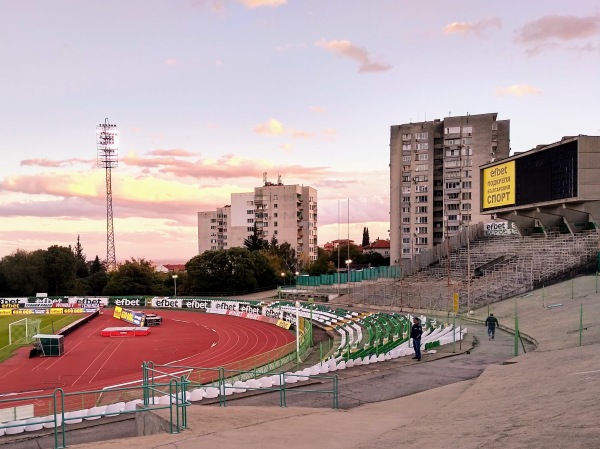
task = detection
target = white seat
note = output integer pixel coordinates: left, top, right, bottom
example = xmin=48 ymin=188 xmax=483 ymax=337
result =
xmin=64 ymin=410 xmax=86 ymax=424
xmin=257 ymin=377 xmax=272 ymax=388
xmin=309 ymin=365 xmax=321 ymax=375
xmin=246 ymin=379 xmax=261 ymax=389
xmin=377 ymin=354 xmax=386 ymax=362
xmin=189 ymin=388 xmax=205 ymax=402
xmin=157 ymin=395 xmax=171 ymax=405
xmin=362 ymin=357 xmax=370 ymax=365
xmin=171 ymin=392 xmax=190 ymax=404
xmin=346 ymin=359 xmax=355 ymax=368
xmin=204 ymin=387 xmax=220 ymax=399
xmin=85 ymin=405 xmax=107 ymax=420
xmin=271 ymin=375 xmax=284 ymax=386
xmin=4 ymin=420 xmax=25 ymax=435
xmin=0 ymin=426 xmax=4 ymax=436
xmin=123 ymin=399 xmax=143 ymax=412
xmin=336 ymin=361 xmax=346 ymax=370
xmin=220 ymin=383 xmax=234 ymax=396
xmin=42 ymin=414 xmax=62 ymax=429
xmin=105 ymin=402 xmax=125 ymax=417
xmin=354 ymin=358 xmax=363 ymax=366
xmin=284 ymin=374 xmax=298 ymax=384
xmin=370 ymin=354 xmax=379 ymax=363
xmin=24 ymin=417 xmax=44 ymax=432
xmin=233 ymin=381 xmax=247 ymax=393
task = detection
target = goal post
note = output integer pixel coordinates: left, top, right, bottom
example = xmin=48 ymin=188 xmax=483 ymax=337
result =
xmin=9 ymin=318 xmax=42 ymax=346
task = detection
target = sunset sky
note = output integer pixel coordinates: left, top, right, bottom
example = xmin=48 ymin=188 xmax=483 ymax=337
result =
xmin=1 ymin=0 xmax=599 ymax=265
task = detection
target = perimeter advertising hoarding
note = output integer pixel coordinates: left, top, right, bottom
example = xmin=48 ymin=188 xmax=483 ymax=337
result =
xmin=482 ymin=160 xmax=515 ymax=210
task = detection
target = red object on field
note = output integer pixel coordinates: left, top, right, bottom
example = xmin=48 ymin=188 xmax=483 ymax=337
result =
xmin=100 ymin=326 xmax=151 ymax=337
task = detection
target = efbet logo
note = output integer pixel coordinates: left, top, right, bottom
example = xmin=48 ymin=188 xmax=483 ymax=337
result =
xmin=155 ymin=299 xmax=180 ymax=308
xmin=114 ymin=298 xmax=142 ymax=307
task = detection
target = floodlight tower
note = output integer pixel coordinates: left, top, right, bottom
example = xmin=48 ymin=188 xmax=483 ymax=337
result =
xmin=96 ymin=118 xmax=119 ymax=271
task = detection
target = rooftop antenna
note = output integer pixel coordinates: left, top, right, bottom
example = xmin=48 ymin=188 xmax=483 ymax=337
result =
xmin=96 ymin=118 xmax=119 ymax=271
xmin=278 ymin=174 xmax=282 ymax=185
xmin=263 ymin=172 xmax=267 ymax=186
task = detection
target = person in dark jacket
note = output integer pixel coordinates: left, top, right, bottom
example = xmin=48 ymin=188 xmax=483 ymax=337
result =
xmin=411 ymin=317 xmax=423 ymax=361
xmin=485 ymin=313 xmax=499 ymax=340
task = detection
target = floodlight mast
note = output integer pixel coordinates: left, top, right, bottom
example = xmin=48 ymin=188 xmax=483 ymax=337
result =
xmin=96 ymin=118 xmax=119 ymax=271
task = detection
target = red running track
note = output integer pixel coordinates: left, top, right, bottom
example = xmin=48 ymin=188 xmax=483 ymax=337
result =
xmin=0 ymin=310 xmax=295 ymax=396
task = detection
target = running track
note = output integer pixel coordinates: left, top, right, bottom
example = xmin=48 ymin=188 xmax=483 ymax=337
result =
xmin=0 ymin=310 xmax=295 ymax=396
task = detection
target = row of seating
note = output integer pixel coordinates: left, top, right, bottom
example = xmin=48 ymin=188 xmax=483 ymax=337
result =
xmin=0 ymin=399 xmax=143 ymax=436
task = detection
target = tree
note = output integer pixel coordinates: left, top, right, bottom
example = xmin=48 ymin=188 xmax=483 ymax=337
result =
xmin=186 ymin=248 xmax=277 ymax=294
xmin=44 ymin=245 xmax=78 ymax=296
xmin=243 ymin=224 xmax=268 ymax=251
xmin=71 ymin=235 xmax=89 ymax=278
xmin=305 ymin=247 xmax=335 ymax=276
xmin=0 ymin=249 xmax=47 ymax=296
xmin=362 ymin=227 xmax=370 ymax=247
xmin=102 ymin=258 xmax=159 ymax=295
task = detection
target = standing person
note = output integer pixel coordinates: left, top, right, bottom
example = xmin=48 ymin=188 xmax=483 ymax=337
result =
xmin=411 ymin=317 xmax=423 ymax=361
xmin=485 ymin=313 xmax=499 ymax=340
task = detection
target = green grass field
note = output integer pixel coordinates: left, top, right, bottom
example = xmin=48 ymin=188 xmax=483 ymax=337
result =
xmin=0 ymin=314 xmax=84 ymax=363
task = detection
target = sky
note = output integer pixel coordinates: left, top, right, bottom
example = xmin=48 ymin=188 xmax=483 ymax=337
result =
xmin=1 ymin=0 xmax=599 ymax=265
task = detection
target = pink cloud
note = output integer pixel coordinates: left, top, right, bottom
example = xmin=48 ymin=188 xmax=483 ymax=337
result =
xmin=237 ymin=0 xmax=286 ymax=8
xmin=495 ymin=83 xmax=542 ymax=97
xmin=443 ymin=17 xmax=501 ymax=37
xmin=310 ymin=106 xmax=327 ymax=113
xmin=20 ymin=158 xmax=94 ymax=168
xmin=165 ymin=58 xmax=181 ymax=66
xmin=516 ymin=14 xmax=600 ymax=55
xmin=146 ymin=149 xmax=199 ymax=157
xmin=254 ymin=119 xmax=285 ymax=135
xmin=316 ymin=39 xmax=392 ymax=73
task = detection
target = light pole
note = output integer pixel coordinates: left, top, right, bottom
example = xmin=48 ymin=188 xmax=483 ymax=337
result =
xmin=281 ymin=272 xmax=285 ymax=288
xmin=345 ymin=259 xmax=352 ymax=295
xmin=172 ymin=274 xmax=178 ymax=297
xmin=295 ymin=271 xmax=299 ymax=288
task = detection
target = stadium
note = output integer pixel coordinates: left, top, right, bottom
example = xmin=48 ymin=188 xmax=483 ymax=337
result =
xmin=1 ymin=137 xmax=600 ymax=448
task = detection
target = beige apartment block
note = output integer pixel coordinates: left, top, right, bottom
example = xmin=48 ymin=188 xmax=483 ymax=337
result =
xmin=390 ymin=113 xmax=510 ymax=266
xmin=197 ymin=179 xmax=318 ymax=262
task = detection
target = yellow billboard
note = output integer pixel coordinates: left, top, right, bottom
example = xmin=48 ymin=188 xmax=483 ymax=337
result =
xmin=482 ymin=160 xmax=516 ymax=209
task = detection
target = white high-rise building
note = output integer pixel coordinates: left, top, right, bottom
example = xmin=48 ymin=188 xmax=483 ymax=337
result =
xmin=197 ymin=177 xmax=318 ymax=262
xmin=389 ymin=113 xmax=510 ymax=266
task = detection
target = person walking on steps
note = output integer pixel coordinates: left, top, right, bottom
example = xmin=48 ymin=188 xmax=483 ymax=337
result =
xmin=411 ymin=317 xmax=423 ymax=361
xmin=485 ymin=313 xmax=499 ymax=340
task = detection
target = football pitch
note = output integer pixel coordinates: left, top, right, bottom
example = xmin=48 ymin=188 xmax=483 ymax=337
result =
xmin=0 ymin=314 xmax=84 ymax=362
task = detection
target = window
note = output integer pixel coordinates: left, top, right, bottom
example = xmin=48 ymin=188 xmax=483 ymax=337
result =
xmin=416 ymin=206 xmax=428 ymax=213
xmin=402 ymin=187 xmax=411 ymax=194
xmin=403 ymin=248 xmax=411 ymax=254
xmin=462 ymin=170 xmax=472 ymax=178
xmin=434 ymin=190 xmax=443 ymax=197
xmin=403 ymin=155 xmax=411 ymax=162
xmin=402 ymin=175 xmax=410 ymax=182
xmin=415 ymin=185 xmax=428 ymax=192
xmin=416 ymin=237 xmax=428 ymax=245
xmin=403 ymin=165 xmax=411 ymax=172
xmin=445 ymin=181 xmax=460 ymax=189
xmin=247 ymin=201 xmax=254 ymax=206
xmin=415 ymin=132 xmax=428 ymax=140
xmin=402 ymin=217 xmax=411 ymax=223
xmin=447 ymin=193 xmax=459 ymax=199
xmin=492 ymin=122 xmax=498 ymax=131
xmin=448 ymin=226 xmax=460 ymax=231
xmin=402 ymin=144 xmax=411 ymax=151
xmin=416 ymin=143 xmax=429 ymax=150
xmin=402 ymin=237 xmax=410 ymax=244
xmin=445 ymin=149 xmax=459 ymax=157
xmin=444 ymin=139 xmax=460 ymax=145
xmin=444 ymin=126 xmax=460 ymax=134
xmin=447 ymin=204 xmax=459 ymax=210
xmin=462 ymin=137 xmax=472 ymax=145
xmin=462 ymin=181 xmax=472 ymax=189
xmin=415 ymin=153 xmax=429 ymax=161
xmin=462 ymin=159 xmax=472 ymax=167
xmin=402 ymin=133 xmax=411 ymax=141
xmin=247 ymin=218 xmax=254 ymax=223
xmin=416 ymin=226 xmax=428 ymax=234
xmin=414 ymin=175 xmax=428 ymax=182
xmin=445 ymin=160 xmax=460 ymax=168
xmin=402 ymin=196 xmax=410 ymax=203
xmin=446 ymin=170 xmax=461 ymax=179
xmin=273 ymin=195 xmax=278 ymax=200
xmin=416 ymin=216 xmax=428 ymax=223
xmin=247 ymin=209 xmax=254 ymax=214
xmin=274 ymin=212 xmax=278 ymax=217
xmin=274 ymin=221 xmax=278 ymax=226
xmin=415 ymin=164 xmax=428 ymax=172
xmin=274 ymin=203 xmax=278 ymax=208
xmin=403 ymin=227 xmax=410 ymax=233
xmin=247 ymin=227 xmax=253 ymax=232
xmin=461 ymin=203 xmax=471 ymax=210
xmin=462 ymin=214 xmax=472 ymax=222
xmin=416 ymin=195 xmax=428 ymax=203
xmin=461 ymin=147 xmax=473 ymax=156
xmin=434 ymin=201 xmax=443 ymax=208
xmin=402 ymin=206 xmax=410 ymax=213
xmin=462 ymin=126 xmax=473 ymax=135
xmin=462 ymin=192 xmax=472 ymax=200
xmin=447 ymin=214 xmax=458 ymax=221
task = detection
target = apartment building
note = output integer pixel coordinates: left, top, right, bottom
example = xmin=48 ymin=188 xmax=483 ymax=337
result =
xmin=390 ymin=113 xmax=510 ymax=265
xmin=197 ymin=177 xmax=318 ymax=262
